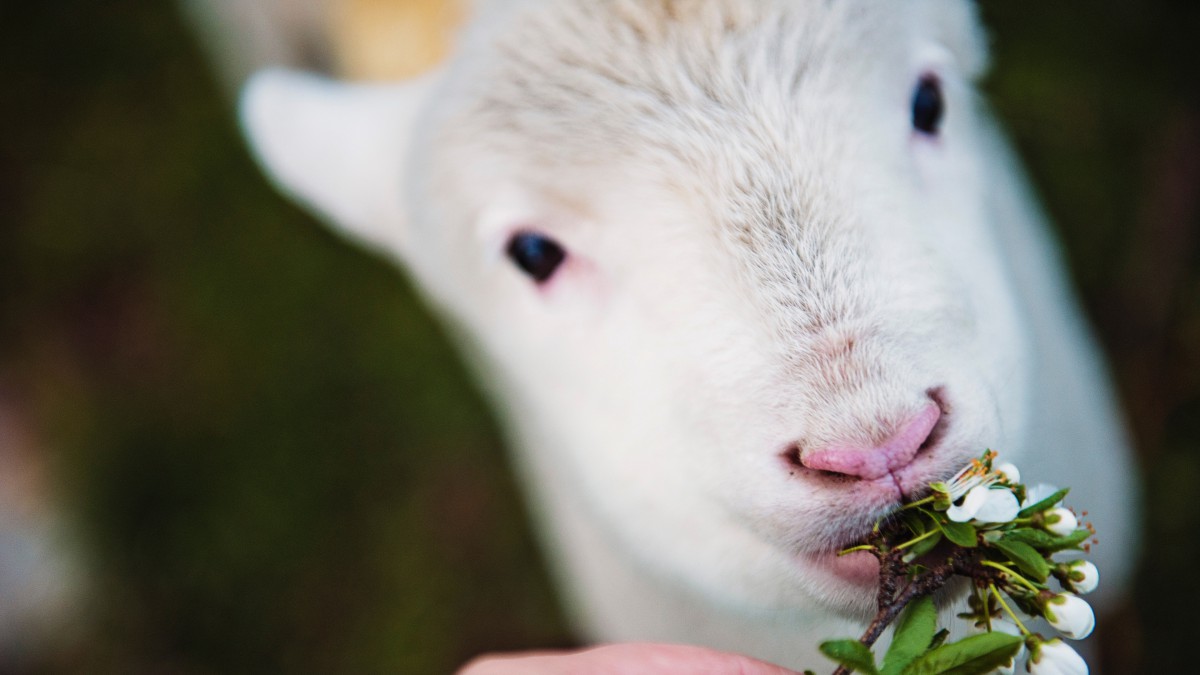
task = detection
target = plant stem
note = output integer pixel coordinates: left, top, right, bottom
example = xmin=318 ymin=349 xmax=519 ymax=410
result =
xmin=981 ymin=560 xmax=1041 ymax=594
xmin=894 ymin=528 xmax=939 ymax=551
xmin=899 ymin=495 xmax=937 ymax=510
xmin=989 ymin=583 xmax=1031 ymax=635
xmin=829 ymin=554 xmax=962 ymax=675
xmin=865 ymin=563 xmax=957 ymax=646
xmin=838 ymin=544 xmax=876 ymax=556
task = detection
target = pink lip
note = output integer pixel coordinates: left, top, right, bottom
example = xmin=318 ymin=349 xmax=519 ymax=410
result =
xmin=813 ymin=549 xmax=881 ymax=587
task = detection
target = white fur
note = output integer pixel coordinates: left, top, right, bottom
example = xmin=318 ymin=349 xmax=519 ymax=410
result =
xmin=241 ymin=0 xmax=1139 ymax=667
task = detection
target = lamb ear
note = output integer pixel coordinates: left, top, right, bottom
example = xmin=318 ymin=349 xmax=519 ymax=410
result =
xmin=239 ymin=68 xmax=441 ymax=258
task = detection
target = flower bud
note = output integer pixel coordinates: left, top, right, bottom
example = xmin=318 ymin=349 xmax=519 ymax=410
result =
xmin=994 ymin=462 xmax=1020 ymax=484
xmin=1029 ymin=638 xmax=1088 ymax=675
xmin=1044 ymin=593 xmax=1095 ymax=640
xmin=1064 ymin=560 xmax=1099 ymax=595
xmin=1043 ymin=507 xmax=1078 ymax=536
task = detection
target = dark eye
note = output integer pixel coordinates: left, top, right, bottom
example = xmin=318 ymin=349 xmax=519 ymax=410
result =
xmin=506 ymin=232 xmax=566 ymax=283
xmin=911 ymin=76 xmax=944 ymax=136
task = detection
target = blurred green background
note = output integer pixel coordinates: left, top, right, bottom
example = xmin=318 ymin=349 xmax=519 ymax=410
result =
xmin=0 ymin=1 xmax=1196 ymax=673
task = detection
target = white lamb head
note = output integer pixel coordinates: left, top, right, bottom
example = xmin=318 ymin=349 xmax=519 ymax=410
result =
xmin=240 ymin=0 xmax=1133 ymax=644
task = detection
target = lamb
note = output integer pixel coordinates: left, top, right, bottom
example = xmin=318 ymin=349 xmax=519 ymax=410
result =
xmin=238 ymin=0 xmax=1139 ymax=668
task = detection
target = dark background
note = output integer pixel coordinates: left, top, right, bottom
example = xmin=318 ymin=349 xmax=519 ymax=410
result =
xmin=0 ymin=1 xmax=1196 ymax=672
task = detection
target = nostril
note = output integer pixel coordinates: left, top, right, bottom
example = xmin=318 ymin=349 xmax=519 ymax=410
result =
xmin=794 ymin=401 xmax=944 ymax=482
xmin=784 ymin=444 xmax=859 ymax=482
xmin=920 ymin=390 xmax=949 ymax=454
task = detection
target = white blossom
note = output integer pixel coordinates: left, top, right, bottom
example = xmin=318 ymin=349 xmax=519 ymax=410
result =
xmin=1065 ymin=560 xmax=1099 ymax=595
xmin=1044 ymin=507 xmax=1078 ymax=537
xmin=1029 ymin=638 xmax=1088 ymax=675
xmin=940 ymin=455 xmax=1022 ymax=524
xmin=1044 ymin=593 xmax=1095 ymax=640
xmin=947 ymin=485 xmax=1021 ymax=523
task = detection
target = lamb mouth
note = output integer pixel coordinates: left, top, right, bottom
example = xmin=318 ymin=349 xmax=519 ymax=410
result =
xmin=803 ymin=501 xmax=925 ymax=587
xmin=814 ymin=547 xmax=881 ymax=586
xmin=807 ymin=534 xmax=947 ymax=590
xmin=800 ymin=526 xmax=887 ymax=587
xmin=805 ymin=489 xmax=966 ymax=591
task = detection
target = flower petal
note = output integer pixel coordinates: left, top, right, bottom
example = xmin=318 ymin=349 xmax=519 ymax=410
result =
xmin=1031 ymin=639 xmax=1089 ymax=675
xmin=972 ymin=488 xmax=1021 ymax=523
xmin=947 ymin=484 xmax=989 ymax=522
xmin=1045 ymin=594 xmax=1095 ymax=640
xmin=994 ymin=462 xmax=1020 ymax=484
xmin=1045 ymin=508 xmax=1079 ymax=537
xmin=1067 ymin=561 xmax=1100 ymax=595
xmin=1023 ymin=483 xmax=1059 ymax=507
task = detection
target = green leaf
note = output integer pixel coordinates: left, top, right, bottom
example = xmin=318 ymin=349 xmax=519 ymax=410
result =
xmin=881 ymin=596 xmax=937 ymax=675
xmin=900 ymin=632 xmax=1023 ymax=675
xmin=1008 ymin=591 xmax=1043 ymax=617
xmin=904 ymin=531 xmax=943 ymax=561
xmin=999 ymin=528 xmax=1058 ymax=549
xmin=939 ymin=520 xmax=978 ymax=548
xmin=1017 ymin=488 xmax=1069 ymax=518
xmin=992 ymin=539 xmax=1051 ymax=583
xmin=820 ymin=639 xmax=880 ymax=675
xmin=902 ymin=510 xmax=928 ymax=537
xmin=1000 ymin=527 xmax=1090 ymax=553
xmin=1045 ymin=528 xmax=1091 ymax=552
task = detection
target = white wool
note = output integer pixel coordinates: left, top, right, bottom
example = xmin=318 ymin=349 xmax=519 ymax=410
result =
xmin=241 ymin=0 xmax=1139 ymax=667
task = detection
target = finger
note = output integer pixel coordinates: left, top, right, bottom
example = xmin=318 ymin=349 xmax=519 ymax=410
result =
xmin=457 ymin=642 xmax=801 ymax=675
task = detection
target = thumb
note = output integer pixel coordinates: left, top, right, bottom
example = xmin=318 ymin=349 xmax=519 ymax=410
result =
xmin=458 ymin=642 xmax=803 ymax=675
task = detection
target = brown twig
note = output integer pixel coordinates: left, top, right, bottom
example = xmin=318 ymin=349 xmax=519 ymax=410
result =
xmin=830 ymin=543 xmax=972 ymax=675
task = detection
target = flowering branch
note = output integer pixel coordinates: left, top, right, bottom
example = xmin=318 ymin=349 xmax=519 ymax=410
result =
xmin=813 ymin=451 xmax=1099 ymax=675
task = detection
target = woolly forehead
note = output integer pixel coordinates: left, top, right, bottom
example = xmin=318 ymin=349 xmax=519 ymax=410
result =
xmin=421 ymin=0 xmax=988 ymax=230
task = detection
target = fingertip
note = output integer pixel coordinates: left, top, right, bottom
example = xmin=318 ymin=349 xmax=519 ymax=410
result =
xmin=456 ymin=642 xmax=800 ymax=675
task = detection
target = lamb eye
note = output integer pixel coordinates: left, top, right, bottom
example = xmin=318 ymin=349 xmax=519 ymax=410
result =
xmin=506 ymin=232 xmax=566 ymax=283
xmin=911 ymin=76 xmax=944 ymax=136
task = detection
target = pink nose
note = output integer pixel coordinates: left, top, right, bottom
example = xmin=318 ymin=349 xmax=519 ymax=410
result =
xmin=800 ymin=404 xmax=942 ymax=480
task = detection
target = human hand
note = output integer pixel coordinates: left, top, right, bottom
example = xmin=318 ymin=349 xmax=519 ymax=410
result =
xmin=458 ymin=642 xmax=800 ymax=675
